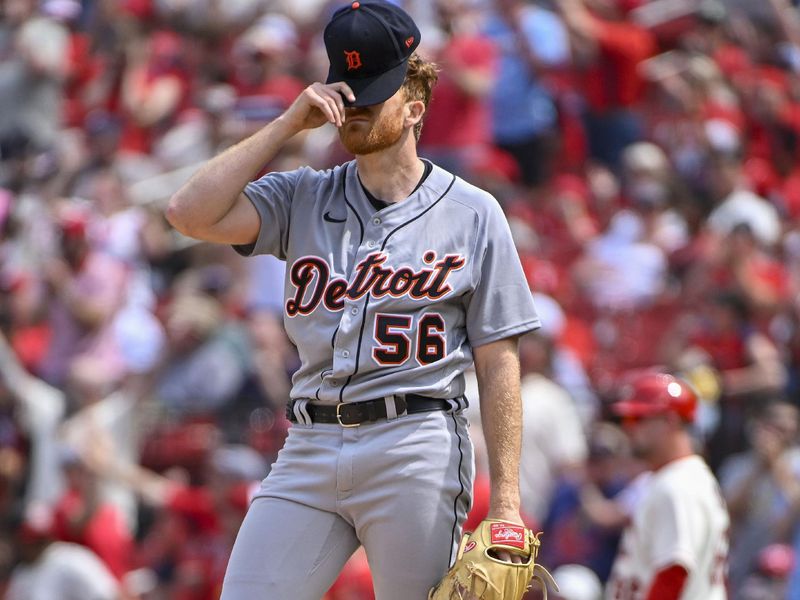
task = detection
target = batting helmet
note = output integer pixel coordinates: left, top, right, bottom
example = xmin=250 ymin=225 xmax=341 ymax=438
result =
xmin=611 ymin=372 xmax=697 ymax=423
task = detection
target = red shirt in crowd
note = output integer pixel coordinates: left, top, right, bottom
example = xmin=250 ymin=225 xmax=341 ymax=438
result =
xmin=692 ymin=332 xmax=749 ymax=373
xmin=420 ymin=34 xmax=497 ymax=150
xmin=53 ymin=490 xmax=134 ymax=579
xmin=583 ymin=18 xmax=656 ymax=111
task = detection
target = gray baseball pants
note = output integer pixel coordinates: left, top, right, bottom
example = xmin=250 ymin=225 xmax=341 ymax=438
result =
xmin=220 ymin=409 xmax=474 ymax=600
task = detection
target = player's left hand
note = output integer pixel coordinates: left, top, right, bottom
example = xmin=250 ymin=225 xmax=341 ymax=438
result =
xmin=485 ymin=509 xmax=525 ymax=564
xmin=427 ymin=519 xmax=558 ymax=600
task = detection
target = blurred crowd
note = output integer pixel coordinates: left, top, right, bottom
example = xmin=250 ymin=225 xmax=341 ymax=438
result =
xmin=3 ymin=0 xmax=800 ymax=598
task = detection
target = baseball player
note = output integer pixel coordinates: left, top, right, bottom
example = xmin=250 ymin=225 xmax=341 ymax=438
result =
xmin=606 ymin=372 xmax=730 ymax=600
xmin=165 ymin=2 xmax=542 ymax=599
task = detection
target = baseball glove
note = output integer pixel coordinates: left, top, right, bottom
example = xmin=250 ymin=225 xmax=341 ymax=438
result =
xmin=428 ymin=519 xmax=558 ymax=600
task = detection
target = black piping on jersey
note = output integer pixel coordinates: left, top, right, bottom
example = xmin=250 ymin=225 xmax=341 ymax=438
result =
xmin=342 ymin=164 xmax=365 ymax=242
xmin=283 ymin=171 xmax=318 ymax=257
xmin=335 ymin=164 xmax=366 ymax=402
xmin=449 ymin=411 xmax=467 ymax=564
xmin=316 ymin=325 xmax=338 ymax=399
xmin=379 ymin=174 xmax=456 ymax=253
xmin=315 ymin=368 xmax=334 ymax=401
xmin=315 ymin=167 xmax=364 ymax=402
xmin=359 ymin=159 xmax=433 ymax=211
xmin=337 ymin=173 xmax=458 ymax=403
xmin=282 ymin=202 xmax=291 ymax=258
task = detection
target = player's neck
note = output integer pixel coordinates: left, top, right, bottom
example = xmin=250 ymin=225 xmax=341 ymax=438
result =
xmin=356 ymin=140 xmax=424 ymax=203
xmin=650 ymin=434 xmax=695 ymax=471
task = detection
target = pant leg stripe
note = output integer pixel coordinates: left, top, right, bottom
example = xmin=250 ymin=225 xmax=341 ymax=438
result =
xmin=448 ymin=412 xmax=466 ymax=565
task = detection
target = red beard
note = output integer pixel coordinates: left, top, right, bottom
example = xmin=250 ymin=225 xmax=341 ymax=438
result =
xmin=338 ymin=105 xmax=405 ymax=155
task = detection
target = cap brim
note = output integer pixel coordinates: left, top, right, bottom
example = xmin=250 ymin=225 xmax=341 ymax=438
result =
xmin=610 ymin=402 xmax=664 ymax=418
xmin=326 ymin=58 xmax=409 ymax=107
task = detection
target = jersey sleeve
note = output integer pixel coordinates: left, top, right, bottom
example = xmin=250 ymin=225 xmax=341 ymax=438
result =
xmin=233 ymin=168 xmax=304 ymax=259
xmin=464 ymin=197 xmax=539 ymax=346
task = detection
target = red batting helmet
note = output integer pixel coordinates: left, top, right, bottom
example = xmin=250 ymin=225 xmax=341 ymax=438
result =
xmin=612 ymin=372 xmax=697 ymax=423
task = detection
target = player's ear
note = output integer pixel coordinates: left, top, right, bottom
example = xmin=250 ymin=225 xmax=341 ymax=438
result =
xmin=404 ymin=99 xmax=425 ymax=130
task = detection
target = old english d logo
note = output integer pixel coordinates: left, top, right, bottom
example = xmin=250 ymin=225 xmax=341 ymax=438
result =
xmin=344 ymin=50 xmax=362 ymax=71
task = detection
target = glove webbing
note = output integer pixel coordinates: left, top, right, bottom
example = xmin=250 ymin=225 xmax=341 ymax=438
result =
xmin=446 ymin=561 xmax=557 ymax=600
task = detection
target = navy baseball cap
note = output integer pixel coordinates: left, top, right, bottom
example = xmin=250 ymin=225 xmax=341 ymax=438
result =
xmin=324 ymin=1 xmax=421 ymax=107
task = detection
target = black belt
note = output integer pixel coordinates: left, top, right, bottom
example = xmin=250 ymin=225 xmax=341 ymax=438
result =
xmin=286 ymin=394 xmax=467 ymax=427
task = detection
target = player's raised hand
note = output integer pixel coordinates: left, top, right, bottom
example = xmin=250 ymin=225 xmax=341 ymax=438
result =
xmin=281 ymin=82 xmax=356 ymax=131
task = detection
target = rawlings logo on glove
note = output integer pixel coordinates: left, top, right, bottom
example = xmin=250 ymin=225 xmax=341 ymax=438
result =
xmin=428 ymin=519 xmax=558 ymax=600
xmin=490 ymin=523 xmax=525 ymax=548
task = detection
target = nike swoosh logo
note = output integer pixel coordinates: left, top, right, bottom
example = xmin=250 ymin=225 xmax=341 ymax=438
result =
xmin=323 ymin=210 xmax=346 ymax=223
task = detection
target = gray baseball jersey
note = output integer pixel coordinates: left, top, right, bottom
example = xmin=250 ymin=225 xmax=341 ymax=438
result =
xmin=237 ymin=159 xmax=539 ymax=403
xmin=222 ymin=159 xmax=538 ymax=600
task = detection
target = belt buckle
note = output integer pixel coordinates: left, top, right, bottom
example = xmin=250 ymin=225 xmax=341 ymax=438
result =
xmin=336 ymin=403 xmax=360 ymax=428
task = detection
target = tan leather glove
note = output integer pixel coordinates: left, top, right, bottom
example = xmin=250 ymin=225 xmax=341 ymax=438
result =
xmin=428 ymin=519 xmax=558 ymax=600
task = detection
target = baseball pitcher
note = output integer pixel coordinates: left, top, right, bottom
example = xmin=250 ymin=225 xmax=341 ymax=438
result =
xmin=166 ymin=2 xmax=551 ymax=599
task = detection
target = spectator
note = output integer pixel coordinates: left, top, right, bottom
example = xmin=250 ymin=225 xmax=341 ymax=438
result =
xmin=573 ymin=209 xmax=668 ymax=310
xmin=557 ymin=0 xmax=656 ymax=170
xmin=0 ymin=0 xmax=69 ymax=152
xmin=89 ymin=437 xmax=266 ymax=599
xmin=119 ymin=30 xmax=190 ymax=155
xmin=1 ymin=270 xmax=51 ymax=381
xmin=246 ymin=307 xmax=294 ymax=410
xmin=229 ymin=14 xmax=305 ymax=126
xmin=418 ymin=0 xmax=497 ymax=177
xmin=52 ymin=449 xmax=134 ymax=580
xmin=6 ymin=504 xmax=120 ymax=600
xmin=155 ymin=293 xmax=251 ymax=416
xmin=153 ymin=84 xmax=238 ymax=170
xmin=619 ymin=142 xmax=690 ymax=255
xmin=39 ymin=205 xmax=129 ymax=387
xmin=517 ymin=331 xmax=588 ymax=523
xmin=0 ymin=330 xmax=65 ymax=507
xmin=719 ymin=400 xmax=800 ymax=596
xmin=55 ymin=0 xmax=102 ymax=129
xmin=542 ymin=423 xmax=633 ymax=582
xmin=739 ymin=543 xmax=795 ymax=600
xmin=705 ymin=150 xmax=782 ymax=249
xmin=59 ymin=353 xmax=159 ymax=532
xmin=531 ymin=292 xmax=598 ymax=427
xmin=669 ymin=291 xmax=787 ymax=467
xmin=683 ymin=222 xmax=789 ymax=316
xmin=484 ymin=0 xmax=570 ymax=188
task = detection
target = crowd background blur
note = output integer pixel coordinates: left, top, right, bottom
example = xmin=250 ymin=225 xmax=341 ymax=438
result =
xmin=3 ymin=0 xmax=800 ymax=598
